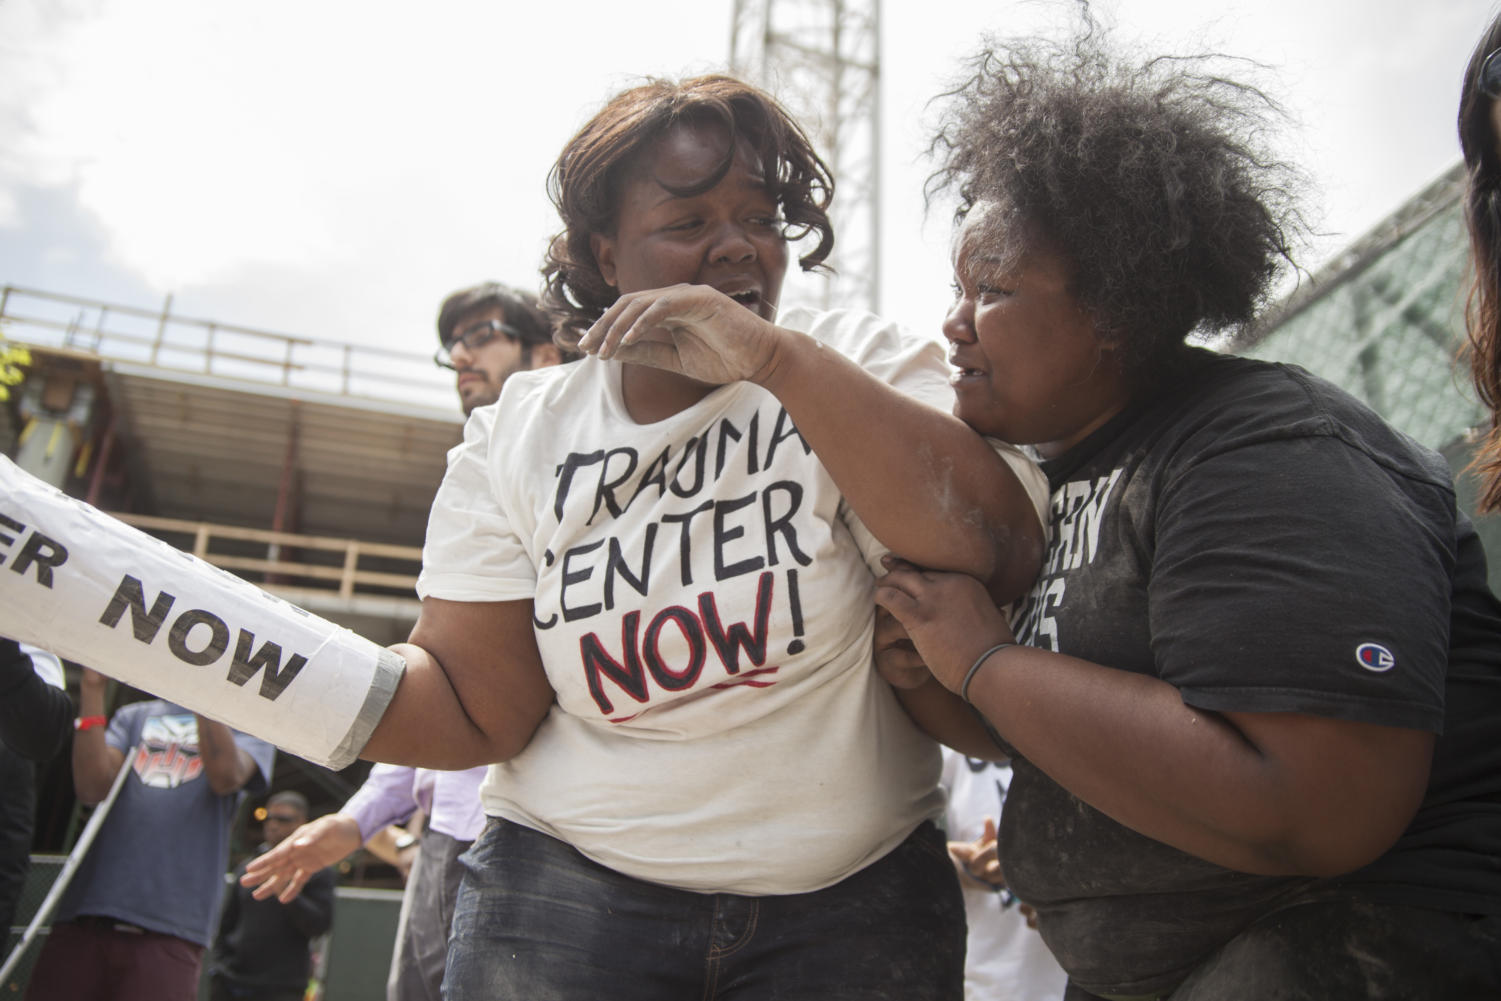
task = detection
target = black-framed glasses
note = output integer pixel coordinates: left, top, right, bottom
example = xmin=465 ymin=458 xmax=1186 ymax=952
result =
xmin=433 ymin=318 xmax=524 ymax=370
xmin=1481 ymin=48 xmax=1501 ymax=99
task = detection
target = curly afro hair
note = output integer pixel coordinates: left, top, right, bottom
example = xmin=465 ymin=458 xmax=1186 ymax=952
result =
xmin=927 ymin=19 xmax=1306 ymax=379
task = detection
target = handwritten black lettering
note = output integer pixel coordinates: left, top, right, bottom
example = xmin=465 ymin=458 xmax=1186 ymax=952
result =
xmin=580 ymin=575 xmax=776 ymax=713
xmin=560 ymin=540 xmax=606 ymax=622
xmin=642 ymin=606 xmax=706 ymax=692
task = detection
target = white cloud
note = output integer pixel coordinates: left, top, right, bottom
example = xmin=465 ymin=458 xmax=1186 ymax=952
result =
xmin=0 ymin=0 xmax=1494 ymax=348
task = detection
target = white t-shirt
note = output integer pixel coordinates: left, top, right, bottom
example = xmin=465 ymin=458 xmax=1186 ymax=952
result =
xmin=418 ymin=306 xmax=1048 ymax=894
xmin=941 ymin=749 xmax=1068 ymax=1001
xmin=19 ymin=642 xmax=65 ymax=690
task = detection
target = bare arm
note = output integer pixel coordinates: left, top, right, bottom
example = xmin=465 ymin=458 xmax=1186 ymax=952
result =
xmin=875 ymin=606 xmax=1007 ymax=759
xmin=247 ymin=599 xmax=553 ymax=902
xmin=580 ymin=286 xmax=1045 ymax=595
xmin=72 ymin=668 xmax=125 ymax=805
xmin=196 ymin=715 xmax=258 ymax=796
xmin=359 ymin=597 xmax=555 ymax=770
xmin=891 ymin=679 xmax=1008 ymax=761
xmin=876 ymin=562 xmax=1432 ymax=877
xmin=965 ymin=647 xmax=1431 ymax=876
xmin=757 ymin=326 xmax=1044 ymax=596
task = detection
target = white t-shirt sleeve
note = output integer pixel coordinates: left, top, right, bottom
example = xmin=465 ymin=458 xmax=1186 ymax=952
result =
xmin=993 ymin=438 xmax=1051 ymax=529
xmin=18 ymin=642 xmax=65 ymax=690
xmin=417 ymin=406 xmax=536 ymax=602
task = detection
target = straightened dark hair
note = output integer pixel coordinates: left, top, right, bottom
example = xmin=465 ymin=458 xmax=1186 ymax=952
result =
xmin=541 ymin=74 xmax=834 ymax=348
xmin=1459 ymin=12 xmax=1501 ymax=512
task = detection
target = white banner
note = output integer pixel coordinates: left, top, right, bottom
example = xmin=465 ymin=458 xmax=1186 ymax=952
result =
xmin=0 ymin=454 xmax=403 ymax=769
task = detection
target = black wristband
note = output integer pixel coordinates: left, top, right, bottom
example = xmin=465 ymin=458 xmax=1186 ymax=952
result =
xmin=961 ymin=643 xmax=1016 ymax=704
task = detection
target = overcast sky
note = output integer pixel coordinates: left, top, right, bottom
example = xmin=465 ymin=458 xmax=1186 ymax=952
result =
xmin=0 ymin=0 xmax=1494 ymax=408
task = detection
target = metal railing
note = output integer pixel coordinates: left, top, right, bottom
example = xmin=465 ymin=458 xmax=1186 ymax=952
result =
xmin=111 ymin=512 xmax=421 ymax=600
xmin=0 ymin=285 xmax=456 ymax=413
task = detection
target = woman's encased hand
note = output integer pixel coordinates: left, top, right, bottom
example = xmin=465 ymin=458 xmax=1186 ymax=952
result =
xmin=874 ymin=555 xmax=1015 ymax=694
xmin=577 ymin=284 xmax=783 ymax=386
xmin=873 ymin=607 xmax=932 ymax=690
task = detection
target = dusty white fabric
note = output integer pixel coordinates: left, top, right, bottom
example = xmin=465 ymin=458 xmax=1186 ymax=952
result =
xmin=942 ymin=749 xmax=1067 ymax=1001
xmin=419 ymin=307 xmax=1045 ymax=894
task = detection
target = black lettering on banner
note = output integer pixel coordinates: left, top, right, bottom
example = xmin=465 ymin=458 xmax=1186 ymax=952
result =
xmin=9 ymin=530 xmax=69 ymax=587
xmin=98 ymin=574 xmax=309 ymax=701
xmin=99 ymin=575 xmax=177 ymax=641
xmin=642 ymin=606 xmax=705 ymax=692
xmin=0 ymin=513 xmax=23 ymax=545
xmin=227 ymin=632 xmax=308 ymax=700
xmin=167 ymin=609 xmax=231 ymax=666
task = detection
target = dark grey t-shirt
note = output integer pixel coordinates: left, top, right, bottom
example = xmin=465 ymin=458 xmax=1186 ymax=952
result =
xmin=55 ymin=700 xmax=275 ymax=944
xmin=1002 ymin=351 xmax=1501 ymax=997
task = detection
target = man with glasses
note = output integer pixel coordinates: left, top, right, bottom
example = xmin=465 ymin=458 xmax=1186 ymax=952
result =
xmin=208 ymin=792 xmax=333 ymax=1001
xmin=239 ymin=282 xmax=569 ymax=1001
xmin=433 ymin=282 xmax=563 ymax=413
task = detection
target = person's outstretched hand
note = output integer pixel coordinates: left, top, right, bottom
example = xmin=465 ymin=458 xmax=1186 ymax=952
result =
xmin=242 ymin=813 xmax=361 ymax=903
xmin=948 ymin=816 xmax=1004 ymax=888
xmin=577 ymin=285 xmax=783 ymax=386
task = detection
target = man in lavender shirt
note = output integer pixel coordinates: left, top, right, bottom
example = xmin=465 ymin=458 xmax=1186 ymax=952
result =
xmin=240 ymin=283 xmax=567 ymax=1001
xmin=349 ymin=765 xmax=488 ymax=1001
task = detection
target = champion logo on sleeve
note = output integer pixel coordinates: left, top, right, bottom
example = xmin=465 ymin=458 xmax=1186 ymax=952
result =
xmin=1355 ymin=642 xmax=1395 ymax=673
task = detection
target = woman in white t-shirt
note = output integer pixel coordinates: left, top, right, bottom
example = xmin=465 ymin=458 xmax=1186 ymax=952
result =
xmin=249 ymin=74 xmax=1047 ymax=1000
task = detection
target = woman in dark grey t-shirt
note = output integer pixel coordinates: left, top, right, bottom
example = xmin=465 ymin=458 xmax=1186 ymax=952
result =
xmin=876 ymin=19 xmax=1501 ymax=1001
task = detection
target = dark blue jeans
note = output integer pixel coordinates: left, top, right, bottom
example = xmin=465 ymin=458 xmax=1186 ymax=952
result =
xmin=445 ymin=817 xmax=965 ymax=1001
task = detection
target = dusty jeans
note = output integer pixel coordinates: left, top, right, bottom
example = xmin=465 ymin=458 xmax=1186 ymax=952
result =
xmin=444 ymin=817 xmax=965 ymax=1001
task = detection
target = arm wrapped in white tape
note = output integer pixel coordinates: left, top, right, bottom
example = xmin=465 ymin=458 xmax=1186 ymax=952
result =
xmin=0 ymin=455 xmax=404 ymax=770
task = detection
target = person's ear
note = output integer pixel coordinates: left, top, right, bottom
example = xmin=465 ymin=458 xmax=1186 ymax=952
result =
xmin=591 ymin=233 xmax=619 ymax=288
xmin=529 ymin=343 xmax=563 ymax=370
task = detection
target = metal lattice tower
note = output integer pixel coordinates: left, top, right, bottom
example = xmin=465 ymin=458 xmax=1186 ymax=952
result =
xmin=730 ymin=0 xmax=881 ymax=315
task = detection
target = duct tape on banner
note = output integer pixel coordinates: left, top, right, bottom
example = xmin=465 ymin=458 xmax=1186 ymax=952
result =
xmin=0 ymin=454 xmax=404 ymax=769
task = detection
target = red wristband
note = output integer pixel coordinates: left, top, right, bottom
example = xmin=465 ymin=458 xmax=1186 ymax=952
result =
xmin=74 ymin=715 xmax=108 ymax=731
